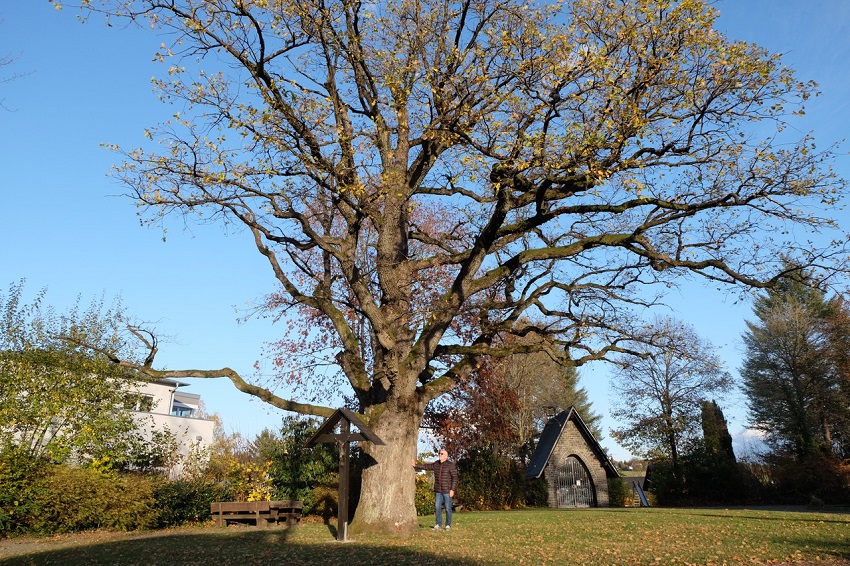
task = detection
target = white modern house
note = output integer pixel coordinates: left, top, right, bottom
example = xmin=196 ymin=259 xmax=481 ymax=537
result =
xmin=127 ymin=378 xmax=216 ymax=477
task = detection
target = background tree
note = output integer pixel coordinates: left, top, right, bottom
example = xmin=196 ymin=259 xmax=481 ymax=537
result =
xmin=824 ymin=296 xmax=850 ymax=457
xmin=701 ymin=400 xmax=736 ymax=466
xmin=61 ymin=0 xmax=848 ymax=533
xmin=0 ymin=281 xmax=162 ymax=466
xmin=678 ymin=399 xmax=748 ymax=504
xmin=425 ymin=339 xmax=600 ymax=463
xmin=257 ymin=417 xmax=339 ymax=517
xmin=610 ymin=317 xmax=733 ymax=484
xmin=495 ymin=336 xmax=602 ymax=457
xmin=741 ymin=273 xmax=850 ymax=459
xmin=424 ymin=343 xmax=599 ymax=510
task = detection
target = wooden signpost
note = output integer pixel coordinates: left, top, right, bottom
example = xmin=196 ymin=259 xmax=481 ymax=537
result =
xmin=305 ymin=408 xmax=384 ymax=542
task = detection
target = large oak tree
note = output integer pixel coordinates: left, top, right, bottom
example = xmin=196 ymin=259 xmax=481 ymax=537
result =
xmin=61 ymin=0 xmax=847 ymax=533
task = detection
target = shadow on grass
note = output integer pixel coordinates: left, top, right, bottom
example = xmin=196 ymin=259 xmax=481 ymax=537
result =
xmin=658 ymin=506 xmax=850 ymax=525
xmin=769 ymin=534 xmax=850 ymax=560
xmin=0 ymin=527 xmax=489 ymax=566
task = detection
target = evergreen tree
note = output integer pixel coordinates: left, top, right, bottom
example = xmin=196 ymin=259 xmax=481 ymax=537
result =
xmin=822 ymin=296 xmax=850 ymax=458
xmin=701 ymin=400 xmax=736 ymax=465
xmin=741 ymin=272 xmax=850 ymax=459
xmin=675 ymin=400 xmax=745 ymax=504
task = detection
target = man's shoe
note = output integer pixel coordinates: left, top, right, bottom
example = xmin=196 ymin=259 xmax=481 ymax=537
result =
xmin=445 ymin=525 xmax=451 ymax=531
xmin=432 ymin=525 xmax=442 ymax=530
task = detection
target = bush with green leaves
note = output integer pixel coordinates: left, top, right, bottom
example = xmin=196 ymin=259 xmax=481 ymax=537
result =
xmin=259 ymin=417 xmax=339 ymax=514
xmin=642 ymin=460 xmax=678 ymax=506
xmin=0 ymin=446 xmax=47 ymax=537
xmin=153 ymin=478 xmax=227 ymax=527
xmin=607 ymin=477 xmax=629 ymax=508
xmin=764 ymin=454 xmax=850 ymax=505
xmin=1 ymin=446 xmax=225 ymax=537
xmin=678 ymin=445 xmax=749 ymax=505
xmin=456 ymin=448 xmax=526 ymax=510
xmin=414 ymin=472 xmax=435 ymax=516
xmin=525 ymin=476 xmax=550 ymax=507
xmin=29 ymin=465 xmax=158 ymax=534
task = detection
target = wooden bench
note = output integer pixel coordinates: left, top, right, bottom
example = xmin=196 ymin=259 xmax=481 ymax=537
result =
xmin=210 ymin=500 xmax=303 ymax=528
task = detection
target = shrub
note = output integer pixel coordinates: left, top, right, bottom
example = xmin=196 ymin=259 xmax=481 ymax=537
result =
xmin=678 ymin=443 xmax=752 ymax=505
xmin=0 ymin=447 xmax=47 ymax=537
xmin=308 ymin=485 xmax=339 ymax=523
xmin=766 ymin=454 xmax=850 ymax=505
xmin=154 ymin=479 xmax=227 ymax=527
xmin=607 ymin=477 xmax=629 ymax=507
xmin=456 ymin=448 xmax=526 ymax=510
xmin=31 ymin=466 xmax=158 ymax=533
xmin=525 ymin=476 xmax=549 ymax=507
xmin=414 ymin=473 xmax=435 ymax=516
xmin=643 ymin=461 xmax=677 ymax=506
xmin=2 ymin=448 xmax=254 ymax=536
xmin=225 ymin=460 xmax=274 ymax=502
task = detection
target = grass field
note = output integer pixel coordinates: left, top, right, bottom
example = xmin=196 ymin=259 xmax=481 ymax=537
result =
xmin=1 ymin=507 xmax=848 ymax=565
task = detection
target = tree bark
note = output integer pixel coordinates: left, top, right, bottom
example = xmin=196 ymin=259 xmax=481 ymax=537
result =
xmin=351 ymin=406 xmax=423 ymax=535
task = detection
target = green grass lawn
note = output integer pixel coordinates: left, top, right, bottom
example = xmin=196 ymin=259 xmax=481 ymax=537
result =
xmin=1 ymin=507 xmax=848 ymax=565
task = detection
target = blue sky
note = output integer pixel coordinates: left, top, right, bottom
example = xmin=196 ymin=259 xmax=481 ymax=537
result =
xmin=1 ymin=1 xmax=849 ymax=460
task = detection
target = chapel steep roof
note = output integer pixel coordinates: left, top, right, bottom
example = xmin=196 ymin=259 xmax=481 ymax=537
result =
xmin=526 ymin=406 xmax=619 ymax=479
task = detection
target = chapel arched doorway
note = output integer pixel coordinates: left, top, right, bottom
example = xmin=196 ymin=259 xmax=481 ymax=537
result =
xmin=554 ymin=455 xmax=595 ymax=508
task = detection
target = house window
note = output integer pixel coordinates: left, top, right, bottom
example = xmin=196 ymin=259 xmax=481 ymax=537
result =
xmin=124 ymin=394 xmax=155 ymax=412
xmin=171 ymin=401 xmax=195 ymax=417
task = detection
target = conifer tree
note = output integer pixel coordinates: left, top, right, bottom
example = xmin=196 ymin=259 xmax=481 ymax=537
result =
xmin=741 ymin=272 xmax=850 ymax=459
xmin=701 ymin=400 xmax=736 ymax=465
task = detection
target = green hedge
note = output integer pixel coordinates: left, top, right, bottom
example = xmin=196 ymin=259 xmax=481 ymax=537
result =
xmin=414 ymin=473 xmax=436 ymax=516
xmin=31 ymin=466 xmax=159 ymax=533
xmin=456 ymin=448 xmax=528 ymax=511
xmin=0 ymin=446 xmax=48 ymax=536
xmin=607 ymin=477 xmax=629 ymax=507
xmin=153 ymin=479 xmax=229 ymax=528
xmin=0 ymin=449 xmax=234 ymax=537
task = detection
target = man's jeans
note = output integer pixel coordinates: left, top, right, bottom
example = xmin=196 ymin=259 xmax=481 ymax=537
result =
xmin=435 ymin=491 xmax=452 ymax=527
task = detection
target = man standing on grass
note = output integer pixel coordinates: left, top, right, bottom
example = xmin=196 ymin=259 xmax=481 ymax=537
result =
xmin=412 ymin=449 xmax=458 ymax=531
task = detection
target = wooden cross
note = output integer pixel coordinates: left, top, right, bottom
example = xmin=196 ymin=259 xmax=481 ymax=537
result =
xmin=305 ymin=408 xmax=384 ymax=542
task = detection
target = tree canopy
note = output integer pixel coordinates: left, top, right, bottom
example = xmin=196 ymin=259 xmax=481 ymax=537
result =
xmin=701 ymin=400 xmax=735 ymax=466
xmin=1 ymin=18 xmax=29 ymax=112
xmin=0 ymin=281 xmax=159 ymax=466
xmin=60 ymin=0 xmax=848 ymax=533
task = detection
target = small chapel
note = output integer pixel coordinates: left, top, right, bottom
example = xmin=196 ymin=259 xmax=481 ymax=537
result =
xmin=527 ymin=407 xmax=620 ymax=507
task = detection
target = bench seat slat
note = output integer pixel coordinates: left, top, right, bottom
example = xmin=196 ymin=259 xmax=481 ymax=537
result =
xmin=211 ymin=502 xmax=270 ymax=512
xmin=211 ymin=500 xmax=303 ymax=528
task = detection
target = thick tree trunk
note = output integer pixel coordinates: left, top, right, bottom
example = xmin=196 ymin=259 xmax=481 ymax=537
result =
xmin=350 ymin=407 xmax=422 ymax=536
